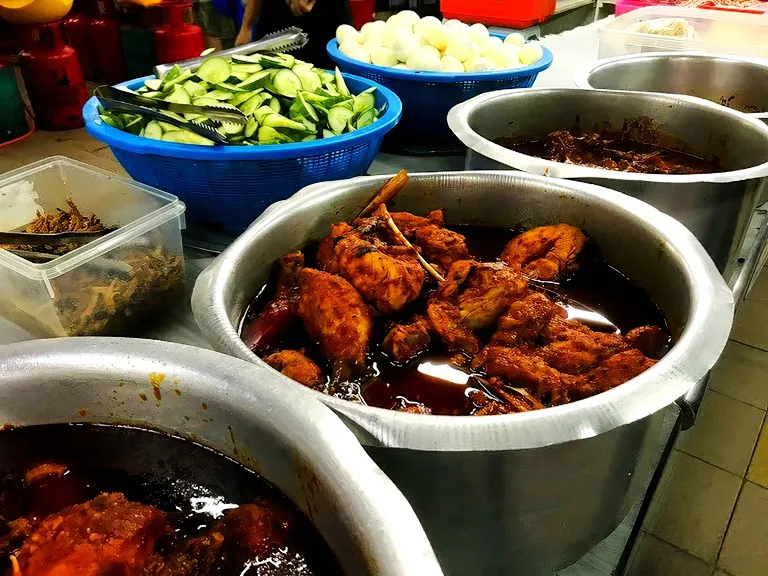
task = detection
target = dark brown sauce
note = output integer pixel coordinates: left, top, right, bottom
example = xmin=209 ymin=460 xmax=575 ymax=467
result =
xmin=0 ymin=423 xmax=340 ymax=575
xmin=497 ymin=130 xmax=722 ymax=175
xmin=240 ymin=225 xmax=669 ymax=416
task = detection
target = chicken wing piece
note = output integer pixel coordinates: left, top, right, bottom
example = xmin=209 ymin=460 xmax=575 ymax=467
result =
xmin=242 ymin=251 xmax=304 ymax=354
xmin=570 ymin=349 xmax=656 ymax=400
xmin=15 ymin=493 xmax=171 ymax=576
xmin=297 ymin=269 xmax=373 ymax=380
xmin=492 ymin=292 xmax=565 ymax=347
xmin=501 ymin=224 xmax=587 ymax=280
xmin=537 ymin=314 xmax=629 ymax=375
xmin=391 ymin=210 xmax=471 ymax=272
xmin=317 ymin=213 xmax=425 ymax=315
xmin=624 ymin=325 xmax=670 ymax=359
xmin=264 ymin=349 xmax=325 ymax=388
xmin=472 ymin=344 xmax=575 ymax=405
xmin=382 ymin=315 xmax=432 ymax=365
xmin=427 ymin=261 xmax=527 ymax=356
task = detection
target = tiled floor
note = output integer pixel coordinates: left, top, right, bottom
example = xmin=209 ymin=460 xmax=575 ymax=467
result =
xmin=2 ymin=129 xmax=768 ymax=575
xmin=628 ymin=272 xmax=768 ymax=576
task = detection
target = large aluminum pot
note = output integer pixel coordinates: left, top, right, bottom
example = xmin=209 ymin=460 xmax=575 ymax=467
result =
xmin=0 ymin=338 xmax=442 ymax=576
xmin=574 ymin=52 xmax=768 ymax=124
xmin=447 ymin=88 xmax=768 ymax=277
xmin=191 ymin=171 xmax=734 ymax=574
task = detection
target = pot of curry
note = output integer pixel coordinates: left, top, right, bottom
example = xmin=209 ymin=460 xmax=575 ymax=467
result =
xmin=192 ymin=170 xmax=733 ymax=574
xmin=448 ymin=88 xmax=768 ymax=277
xmin=0 ymin=338 xmax=442 ymax=576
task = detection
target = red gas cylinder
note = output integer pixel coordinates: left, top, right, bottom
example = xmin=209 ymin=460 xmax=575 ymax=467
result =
xmin=154 ymin=2 xmax=204 ymax=65
xmin=17 ymin=22 xmax=88 ymax=131
xmin=62 ymin=0 xmax=99 ymax=80
xmin=90 ymin=0 xmax=127 ymax=84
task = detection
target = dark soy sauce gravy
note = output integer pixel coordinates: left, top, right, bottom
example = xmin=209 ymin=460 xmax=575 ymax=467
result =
xmin=0 ymin=424 xmax=340 ymax=575
xmin=241 ymin=225 xmax=669 ymax=416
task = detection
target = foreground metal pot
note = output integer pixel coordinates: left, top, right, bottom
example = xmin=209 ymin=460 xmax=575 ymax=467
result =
xmin=448 ymin=88 xmax=768 ymax=277
xmin=0 ymin=338 xmax=442 ymax=576
xmin=192 ymin=171 xmax=734 ymax=574
xmin=574 ymin=52 xmax=768 ymax=124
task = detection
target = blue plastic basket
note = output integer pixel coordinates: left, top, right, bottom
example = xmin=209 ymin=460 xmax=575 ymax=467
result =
xmin=327 ymin=35 xmax=553 ymax=153
xmin=83 ymin=74 xmax=402 ymax=231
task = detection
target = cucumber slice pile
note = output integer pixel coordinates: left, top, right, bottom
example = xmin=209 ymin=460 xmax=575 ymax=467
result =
xmin=101 ymin=52 xmax=383 ymax=147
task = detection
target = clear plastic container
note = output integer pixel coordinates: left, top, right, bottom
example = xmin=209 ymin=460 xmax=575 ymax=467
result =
xmin=0 ymin=156 xmax=186 ymax=337
xmin=599 ymin=6 xmax=768 ymax=59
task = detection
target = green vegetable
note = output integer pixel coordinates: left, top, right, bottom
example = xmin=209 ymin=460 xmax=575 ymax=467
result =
xmin=102 ymin=51 xmax=380 ymax=146
xmin=197 ymin=57 xmax=231 ymax=83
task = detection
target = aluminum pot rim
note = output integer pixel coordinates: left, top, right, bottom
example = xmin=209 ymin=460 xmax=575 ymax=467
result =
xmin=447 ymin=88 xmax=768 ymax=182
xmin=192 ymin=171 xmax=734 ymax=452
xmin=573 ymin=51 xmax=768 ymax=120
xmin=0 ymin=337 xmax=442 ymax=576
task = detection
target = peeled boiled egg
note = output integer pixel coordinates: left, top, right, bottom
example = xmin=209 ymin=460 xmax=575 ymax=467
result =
xmin=362 ymin=38 xmax=383 ymax=53
xmin=392 ymin=34 xmax=419 ymax=62
xmin=340 ymin=41 xmax=371 ymax=63
xmin=361 ymin=20 xmax=387 ymax=42
xmin=468 ymin=23 xmax=490 ymax=46
xmin=486 ymin=36 xmax=504 ymax=50
xmin=336 ymin=24 xmax=362 ymax=45
xmin=441 ymin=55 xmax=464 ymax=72
xmin=443 ymin=19 xmax=464 ymax=31
xmin=419 ymin=44 xmax=442 ymax=60
xmin=483 ymin=45 xmax=515 ymax=69
xmin=444 ymin=36 xmax=480 ymax=62
xmin=414 ymin=15 xmax=442 ymax=35
xmin=518 ymin=41 xmax=544 ymax=65
xmin=504 ymin=32 xmax=526 ymax=47
xmin=381 ymin=26 xmax=405 ymax=48
xmin=406 ymin=48 xmax=442 ymax=71
xmin=370 ymin=46 xmax=399 ymax=67
xmin=464 ymin=55 xmax=495 ymax=72
xmin=425 ymin=24 xmax=452 ymax=51
xmin=396 ymin=10 xmax=421 ymax=24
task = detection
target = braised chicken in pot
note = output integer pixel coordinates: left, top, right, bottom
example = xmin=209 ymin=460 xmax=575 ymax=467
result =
xmin=0 ymin=424 xmax=340 ymax=576
xmin=239 ymin=171 xmax=670 ymax=416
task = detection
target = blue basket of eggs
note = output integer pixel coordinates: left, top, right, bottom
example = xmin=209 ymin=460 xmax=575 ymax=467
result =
xmin=327 ymin=13 xmax=553 ymax=154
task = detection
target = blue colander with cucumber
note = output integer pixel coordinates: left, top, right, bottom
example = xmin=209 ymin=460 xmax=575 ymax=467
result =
xmin=82 ymin=52 xmax=402 ymax=231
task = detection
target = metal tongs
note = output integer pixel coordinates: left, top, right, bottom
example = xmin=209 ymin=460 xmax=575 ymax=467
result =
xmin=154 ymin=27 xmax=309 ymax=77
xmin=95 ymin=86 xmax=241 ymax=144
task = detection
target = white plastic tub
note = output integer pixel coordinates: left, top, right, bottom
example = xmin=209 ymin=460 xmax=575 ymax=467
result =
xmin=598 ymin=6 xmax=768 ymax=60
xmin=0 ymin=156 xmax=186 ymax=336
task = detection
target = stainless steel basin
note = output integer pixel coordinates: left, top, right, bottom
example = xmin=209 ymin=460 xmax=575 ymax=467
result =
xmin=574 ymin=52 xmax=768 ymax=124
xmin=191 ymin=171 xmax=734 ymax=575
xmin=448 ymin=88 xmax=768 ymax=277
xmin=0 ymin=338 xmax=442 ymax=576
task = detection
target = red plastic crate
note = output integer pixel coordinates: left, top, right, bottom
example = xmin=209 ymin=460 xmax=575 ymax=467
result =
xmin=440 ymin=0 xmax=556 ymax=28
xmin=349 ymin=0 xmax=374 ymax=29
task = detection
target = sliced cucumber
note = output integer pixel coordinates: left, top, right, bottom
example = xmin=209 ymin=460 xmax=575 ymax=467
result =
xmin=244 ymin=116 xmax=258 ymax=138
xmin=334 ymin=68 xmax=350 ymax=97
xmin=145 ymin=121 xmax=164 ymax=140
xmin=204 ymin=89 xmax=234 ymax=100
xmin=197 ymin=57 xmax=231 ymax=83
xmin=328 ymin=106 xmax=354 ymax=133
xmin=157 ymin=121 xmax=182 ymax=132
xmin=124 ymin=116 xmax=144 ymax=135
xmin=240 ymin=93 xmax=266 ymax=116
xmin=271 ymin=69 xmax=302 ymax=98
xmin=258 ymin=126 xmax=287 ymax=143
xmin=161 ymin=64 xmax=182 ymax=83
xmin=356 ymin=108 xmax=376 ymax=129
xmin=295 ymin=69 xmax=322 ymax=93
xmin=353 ymin=91 xmax=375 ymax=115
xmin=301 ymin=134 xmax=317 ymax=142
xmin=200 ymin=47 xmax=216 ymax=56
xmin=322 ymin=129 xmax=338 ymax=139
xmin=261 ymin=113 xmax=306 ymax=131
xmin=268 ymin=98 xmax=281 ymax=113
xmin=162 ymin=130 xmax=215 ymax=146
xmin=229 ymin=89 xmax=262 ymax=107
xmin=297 ymin=92 xmax=319 ymax=121
xmin=100 ymin=113 xmax=122 ymax=129
xmin=162 ymin=70 xmax=193 ymax=91
xmin=160 ymin=110 xmax=186 ymax=122
xmin=221 ymin=122 xmax=244 ymax=135
xmin=231 ymin=63 xmax=263 ymax=74
xmin=165 ymin=86 xmax=191 ymax=105
xmin=192 ymin=97 xmax=220 ymax=107
xmin=259 ymin=54 xmax=288 ymax=69
xmin=236 ymin=70 xmax=274 ymax=90
xmin=229 ymin=71 xmax=250 ymax=82
xmin=231 ymin=54 xmax=263 ymax=64
xmin=183 ymin=80 xmax=208 ymax=98
xmin=142 ymin=91 xmax=164 ymax=99
xmin=212 ymin=82 xmax=247 ymax=93
xmin=253 ymin=106 xmax=275 ymax=124
xmin=144 ymin=78 xmax=163 ymax=91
